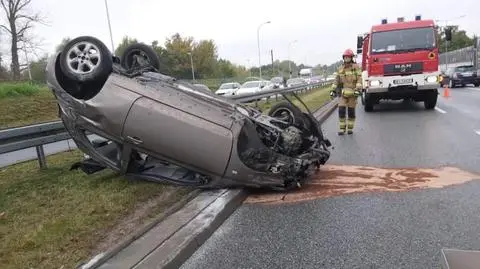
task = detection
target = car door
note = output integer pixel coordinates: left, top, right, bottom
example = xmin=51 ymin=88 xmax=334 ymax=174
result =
xmin=121 ymin=86 xmax=235 ymax=176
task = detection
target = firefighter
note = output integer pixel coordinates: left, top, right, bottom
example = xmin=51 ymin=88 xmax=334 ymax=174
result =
xmin=330 ymin=49 xmax=362 ymax=135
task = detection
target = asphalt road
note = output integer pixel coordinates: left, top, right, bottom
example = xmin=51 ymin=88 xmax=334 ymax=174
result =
xmin=180 ymin=86 xmax=480 ymax=269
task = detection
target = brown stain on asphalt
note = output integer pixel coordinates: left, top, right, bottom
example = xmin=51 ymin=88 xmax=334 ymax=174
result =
xmin=244 ymin=164 xmax=480 ymax=205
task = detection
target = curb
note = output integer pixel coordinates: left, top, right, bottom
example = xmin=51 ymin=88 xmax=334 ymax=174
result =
xmin=81 ymin=98 xmax=337 ymax=269
xmin=90 ymin=189 xmax=247 ymax=269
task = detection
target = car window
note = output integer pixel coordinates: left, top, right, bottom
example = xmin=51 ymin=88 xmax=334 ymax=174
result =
xmin=455 ymin=66 xmax=475 ymax=72
xmin=242 ymin=81 xmax=260 ymax=88
xmin=219 ymin=83 xmax=234 ymax=89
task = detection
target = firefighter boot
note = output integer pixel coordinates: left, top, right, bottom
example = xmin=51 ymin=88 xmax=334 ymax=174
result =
xmin=347 ymin=107 xmax=355 ymax=134
xmin=338 ymin=106 xmax=346 ymax=135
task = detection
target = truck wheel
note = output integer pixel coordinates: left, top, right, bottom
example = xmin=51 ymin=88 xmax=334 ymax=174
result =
xmin=364 ymin=93 xmax=374 ymax=112
xmin=424 ymin=91 xmax=438 ymax=110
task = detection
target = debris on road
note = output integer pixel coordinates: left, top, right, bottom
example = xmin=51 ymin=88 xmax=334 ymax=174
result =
xmin=245 ymin=164 xmax=480 ymax=205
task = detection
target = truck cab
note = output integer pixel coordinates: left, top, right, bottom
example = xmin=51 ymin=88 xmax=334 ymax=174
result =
xmin=357 ymin=16 xmax=441 ymax=112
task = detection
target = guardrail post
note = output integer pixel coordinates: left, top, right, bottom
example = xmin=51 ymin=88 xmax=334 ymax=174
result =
xmin=35 ymin=145 xmax=47 ymax=169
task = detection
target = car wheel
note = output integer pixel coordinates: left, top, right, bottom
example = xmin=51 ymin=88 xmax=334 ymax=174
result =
xmin=120 ymin=43 xmax=160 ymax=71
xmin=268 ymin=101 xmax=307 ymax=129
xmin=59 ymin=36 xmax=113 ymax=83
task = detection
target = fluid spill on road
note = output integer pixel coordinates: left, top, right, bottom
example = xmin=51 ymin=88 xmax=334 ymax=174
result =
xmin=244 ymin=165 xmax=480 ymax=205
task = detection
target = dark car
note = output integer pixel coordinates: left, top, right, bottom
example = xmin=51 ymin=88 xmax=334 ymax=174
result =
xmin=44 ymin=36 xmax=332 ymax=191
xmin=441 ymin=65 xmax=480 ymax=88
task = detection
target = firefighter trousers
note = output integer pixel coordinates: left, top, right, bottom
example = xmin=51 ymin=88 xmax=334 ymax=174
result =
xmin=338 ymin=95 xmax=357 ymax=134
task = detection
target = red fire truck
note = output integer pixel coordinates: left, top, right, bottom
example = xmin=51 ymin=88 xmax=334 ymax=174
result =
xmin=356 ymin=15 xmax=441 ymax=112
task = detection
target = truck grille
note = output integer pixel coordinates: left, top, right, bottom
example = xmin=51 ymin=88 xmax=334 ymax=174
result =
xmin=383 ymin=62 xmax=423 ymax=76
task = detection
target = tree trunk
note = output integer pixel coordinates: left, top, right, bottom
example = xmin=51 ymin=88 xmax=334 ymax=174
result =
xmin=9 ymin=19 xmax=20 ymax=80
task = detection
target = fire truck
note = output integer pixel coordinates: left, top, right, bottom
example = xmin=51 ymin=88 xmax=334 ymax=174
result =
xmin=356 ymin=15 xmax=441 ymax=112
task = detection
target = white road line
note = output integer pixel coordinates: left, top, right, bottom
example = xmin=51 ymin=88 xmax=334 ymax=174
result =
xmin=435 ymin=107 xmax=447 ymax=114
xmin=475 ymin=130 xmax=480 ymax=136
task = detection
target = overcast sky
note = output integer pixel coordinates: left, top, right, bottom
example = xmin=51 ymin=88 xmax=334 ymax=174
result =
xmin=9 ymin=0 xmax=480 ymax=67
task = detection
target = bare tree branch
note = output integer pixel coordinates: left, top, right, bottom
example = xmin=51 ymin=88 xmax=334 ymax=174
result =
xmin=0 ymin=0 xmax=47 ymax=80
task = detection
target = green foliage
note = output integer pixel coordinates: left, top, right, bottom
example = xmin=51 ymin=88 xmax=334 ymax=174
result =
xmin=436 ymin=25 xmax=475 ymax=53
xmin=0 ymin=82 xmax=43 ymax=99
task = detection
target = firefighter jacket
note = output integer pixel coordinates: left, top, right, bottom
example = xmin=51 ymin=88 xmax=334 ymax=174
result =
xmin=331 ymin=63 xmax=362 ymax=97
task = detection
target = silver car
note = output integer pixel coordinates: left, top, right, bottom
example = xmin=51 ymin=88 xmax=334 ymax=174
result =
xmin=45 ymin=36 xmax=332 ymax=190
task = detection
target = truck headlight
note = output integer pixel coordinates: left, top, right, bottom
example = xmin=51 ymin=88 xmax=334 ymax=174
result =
xmin=369 ymin=80 xmax=381 ymax=87
xmin=425 ymin=76 xmax=438 ymax=83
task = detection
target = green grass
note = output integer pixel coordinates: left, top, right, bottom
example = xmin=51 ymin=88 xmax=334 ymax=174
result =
xmin=250 ymin=85 xmax=332 ymax=113
xmin=0 ymin=84 xmax=59 ymax=129
xmin=0 ymin=150 xmax=191 ymax=269
xmin=0 ymin=82 xmax=45 ymax=99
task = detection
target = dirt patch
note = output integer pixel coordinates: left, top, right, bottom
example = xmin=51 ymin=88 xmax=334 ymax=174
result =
xmin=244 ymin=164 xmax=479 ymax=205
xmin=91 ymin=187 xmax=191 ymax=255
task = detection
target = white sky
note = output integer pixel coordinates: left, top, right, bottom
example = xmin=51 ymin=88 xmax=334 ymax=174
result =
xmin=5 ymin=0 xmax=480 ymax=67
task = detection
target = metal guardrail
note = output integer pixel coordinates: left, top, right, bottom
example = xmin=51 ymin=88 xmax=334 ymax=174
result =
xmin=229 ymin=81 xmax=329 ymax=103
xmin=0 ymin=81 xmax=331 ymax=169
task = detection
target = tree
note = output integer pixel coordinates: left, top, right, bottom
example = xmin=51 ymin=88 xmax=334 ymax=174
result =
xmin=114 ymin=36 xmax=138 ymax=56
xmin=436 ymin=25 xmax=474 ymax=53
xmin=0 ymin=0 xmax=45 ymax=80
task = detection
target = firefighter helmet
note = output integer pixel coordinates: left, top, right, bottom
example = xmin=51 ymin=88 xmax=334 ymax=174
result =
xmin=342 ymin=49 xmax=355 ymax=58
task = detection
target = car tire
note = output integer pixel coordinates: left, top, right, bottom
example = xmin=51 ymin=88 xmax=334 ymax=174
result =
xmin=268 ymin=101 xmax=308 ymax=129
xmin=424 ymin=91 xmax=437 ymax=110
xmin=120 ymin=43 xmax=160 ymax=71
xmin=59 ymin=36 xmax=113 ymax=83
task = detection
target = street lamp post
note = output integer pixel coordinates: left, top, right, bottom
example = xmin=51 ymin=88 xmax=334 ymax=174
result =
xmin=188 ymin=52 xmax=195 ymax=81
xmin=104 ymin=0 xmax=115 ymax=53
xmin=288 ymin=40 xmax=298 ymax=79
xmin=257 ymin=21 xmax=271 ymax=80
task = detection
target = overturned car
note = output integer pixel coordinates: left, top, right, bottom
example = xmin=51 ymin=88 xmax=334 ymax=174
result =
xmin=45 ymin=36 xmax=332 ymax=190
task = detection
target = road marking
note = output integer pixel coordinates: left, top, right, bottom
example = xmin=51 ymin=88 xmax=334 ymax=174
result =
xmin=475 ymin=130 xmax=480 ymax=136
xmin=435 ymin=107 xmax=447 ymax=114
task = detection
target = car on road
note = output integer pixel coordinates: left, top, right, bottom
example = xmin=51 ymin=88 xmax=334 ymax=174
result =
xmin=270 ymin=76 xmax=286 ymax=89
xmin=45 ymin=36 xmax=332 ymax=190
xmin=441 ymin=65 xmax=480 ymax=88
xmin=215 ymin=82 xmax=241 ymax=96
xmin=235 ymin=80 xmax=271 ymax=95
xmin=286 ymin=77 xmax=306 ymax=87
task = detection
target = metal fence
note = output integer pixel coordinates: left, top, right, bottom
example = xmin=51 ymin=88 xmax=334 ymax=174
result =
xmin=439 ymin=42 xmax=480 ymax=72
xmin=0 ymin=81 xmax=331 ymax=169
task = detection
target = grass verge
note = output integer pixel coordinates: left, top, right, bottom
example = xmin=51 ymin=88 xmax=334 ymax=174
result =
xmin=0 ymin=84 xmax=59 ymax=129
xmin=0 ymin=150 xmax=192 ymax=269
xmin=248 ymin=85 xmax=332 ymax=113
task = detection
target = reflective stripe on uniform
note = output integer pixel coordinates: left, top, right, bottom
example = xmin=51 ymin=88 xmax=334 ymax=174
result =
xmin=347 ymin=118 xmax=355 ymax=129
xmin=339 ymin=118 xmax=346 ymax=130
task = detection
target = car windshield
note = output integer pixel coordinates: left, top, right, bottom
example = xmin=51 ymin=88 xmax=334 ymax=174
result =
xmin=241 ymin=81 xmax=260 ymax=88
xmin=219 ymin=83 xmax=235 ymax=89
xmin=455 ymin=66 xmax=475 ymax=72
xmin=371 ymin=27 xmax=436 ymax=54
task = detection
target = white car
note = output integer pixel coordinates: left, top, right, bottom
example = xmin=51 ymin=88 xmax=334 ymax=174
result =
xmin=235 ymin=80 xmax=270 ymax=95
xmin=215 ymin=82 xmax=241 ymax=96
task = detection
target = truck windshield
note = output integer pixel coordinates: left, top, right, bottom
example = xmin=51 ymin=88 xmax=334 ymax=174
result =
xmin=371 ymin=27 xmax=436 ymax=54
